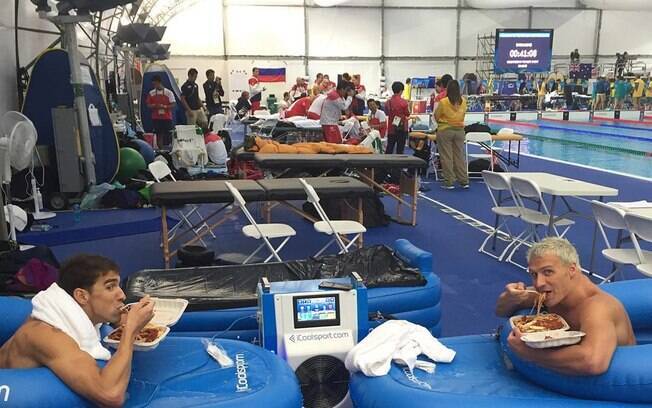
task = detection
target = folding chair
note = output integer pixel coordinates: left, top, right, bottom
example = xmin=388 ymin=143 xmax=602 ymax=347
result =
xmin=465 ymin=132 xmax=494 ymax=179
xmin=591 ymin=201 xmax=652 ymax=282
xmin=209 ymin=113 xmax=228 ymax=132
xmin=148 ymin=161 xmax=215 ymax=246
xmin=299 ymin=178 xmax=366 ymax=257
xmin=504 ymin=176 xmax=575 ymax=268
xmin=225 ymin=181 xmax=296 ymax=263
xmin=624 ymin=213 xmax=652 ymax=277
xmin=479 ymin=170 xmax=523 ymax=260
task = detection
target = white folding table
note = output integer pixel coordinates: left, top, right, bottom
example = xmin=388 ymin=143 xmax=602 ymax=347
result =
xmin=503 ymin=172 xmax=619 ymax=276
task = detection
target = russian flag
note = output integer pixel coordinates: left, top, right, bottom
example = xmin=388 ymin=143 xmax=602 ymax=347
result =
xmin=258 ymin=68 xmax=286 ymax=83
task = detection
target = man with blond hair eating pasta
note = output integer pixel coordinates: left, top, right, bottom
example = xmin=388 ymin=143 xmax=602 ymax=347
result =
xmin=496 ymin=237 xmax=635 ymax=375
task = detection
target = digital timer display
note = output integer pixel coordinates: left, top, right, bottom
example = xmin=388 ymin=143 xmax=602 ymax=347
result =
xmin=494 ymin=29 xmax=553 ymax=74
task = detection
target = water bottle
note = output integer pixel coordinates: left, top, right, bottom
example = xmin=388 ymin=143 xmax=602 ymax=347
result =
xmin=73 ymin=203 xmax=81 ymax=223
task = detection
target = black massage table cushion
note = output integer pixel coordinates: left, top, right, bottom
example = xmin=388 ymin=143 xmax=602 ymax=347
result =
xmin=257 ymin=177 xmax=374 ymax=201
xmin=343 ymin=154 xmax=427 ymax=169
xmin=253 ymin=153 xmax=349 ymax=169
xmin=150 ymin=179 xmax=266 ymax=206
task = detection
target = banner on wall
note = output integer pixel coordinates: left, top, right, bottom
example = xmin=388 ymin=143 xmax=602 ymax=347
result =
xmin=258 ymin=68 xmax=286 ymax=83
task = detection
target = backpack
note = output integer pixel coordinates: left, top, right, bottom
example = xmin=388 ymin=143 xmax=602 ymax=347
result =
xmin=0 ymin=246 xmax=60 ymax=293
xmin=464 ymin=122 xmax=491 ymax=134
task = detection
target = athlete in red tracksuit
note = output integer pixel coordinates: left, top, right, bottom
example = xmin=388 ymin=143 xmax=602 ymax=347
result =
xmin=248 ymin=67 xmax=264 ymax=112
xmin=285 ymin=96 xmax=314 ymax=118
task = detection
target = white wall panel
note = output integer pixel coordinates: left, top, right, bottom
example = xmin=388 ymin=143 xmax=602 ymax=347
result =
xmin=306 ymin=0 xmax=383 ymax=5
xmin=308 ymin=8 xmax=381 ymax=57
xmin=385 ymin=60 xmax=455 ymax=87
xmin=225 ymin=6 xmax=304 ymax=56
xmin=308 ymin=60 xmax=381 ymax=96
xmin=226 ymin=59 xmax=305 ymax=102
xmin=164 ymin=0 xmax=224 ymax=56
xmin=532 ymin=10 xmax=597 ymax=56
xmin=384 ymin=9 xmax=457 ymax=56
xmin=385 ymin=0 xmax=457 ymax=6
xmin=600 ymin=11 xmax=652 ymax=55
xmin=226 ymin=0 xmax=303 ymax=4
xmin=459 ymin=9 xmax=528 ymax=57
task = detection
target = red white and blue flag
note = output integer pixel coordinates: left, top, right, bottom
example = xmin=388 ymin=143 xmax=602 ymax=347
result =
xmin=258 ymin=68 xmax=286 ymax=83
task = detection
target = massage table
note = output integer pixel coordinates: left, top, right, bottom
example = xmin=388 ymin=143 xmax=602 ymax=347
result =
xmin=252 ymin=153 xmax=427 ymax=226
xmin=409 ymin=131 xmax=524 ymax=168
xmin=150 ymin=177 xmax=374 ymax=267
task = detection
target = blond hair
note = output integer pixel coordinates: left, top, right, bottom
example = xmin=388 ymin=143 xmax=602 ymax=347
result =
xmin=527 ymin=237 xmax=581 ymax=270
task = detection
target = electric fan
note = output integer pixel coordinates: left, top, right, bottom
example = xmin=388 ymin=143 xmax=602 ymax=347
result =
xmin=1 ymin=111 xmax=55 ymax=240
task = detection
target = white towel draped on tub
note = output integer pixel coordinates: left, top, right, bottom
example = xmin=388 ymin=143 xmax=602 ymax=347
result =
xmin=31 ymin=283 xmax=112 ymax=360
xmin=345 ymin=320 xmax=455 ymax=377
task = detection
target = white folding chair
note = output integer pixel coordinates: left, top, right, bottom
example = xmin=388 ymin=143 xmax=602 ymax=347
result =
xmin=624 ymin=213 xmax=652 ymax=277
xmin=466 ymin=132 xmax=494 ymax=178
xmin=504 ymin=176 xmax=575 ymax=267
xmin=591 ymin=201 xmax=652 ymax=282
xmin=148 ymin=161 xmax=215 ymax=246
xmin=225 ymin=181 xmax=296 ymax=263
xmin=479 ymin=170 xmax=522 ymax=260
xmin=299 ymin=178 xmax=366 ymax=257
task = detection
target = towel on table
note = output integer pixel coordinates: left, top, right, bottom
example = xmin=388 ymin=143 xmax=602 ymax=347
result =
xmin=31 ymin=282 xmax=112 ymax=360
xmin=344 ymin=320 xmax=455 ymax=377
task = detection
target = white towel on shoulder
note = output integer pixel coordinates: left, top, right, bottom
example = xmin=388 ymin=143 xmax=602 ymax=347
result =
xmin=345 ymin=320 xmax=455 ymax=377
xmin=31 ymin=283 xmax=112 ymax=360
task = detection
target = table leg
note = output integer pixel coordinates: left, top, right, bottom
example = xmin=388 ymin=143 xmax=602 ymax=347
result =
xmin=357 ymin=197 xmax=364 ymax=248
xmin=161 ymin=206 xmax=170 ymax=269
xmin=547 ymin=195 xmax=557 ymax=236
xmin=411 ymin=172 xmax=418 ymax=226
xmin=588 ymin=195 xmax=604 ymax=274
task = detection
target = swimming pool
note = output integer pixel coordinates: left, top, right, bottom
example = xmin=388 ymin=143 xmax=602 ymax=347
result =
xmin=491 ymin=120 xmax=652 ymax=179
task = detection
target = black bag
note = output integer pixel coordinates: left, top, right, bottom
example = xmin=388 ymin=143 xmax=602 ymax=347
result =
xmin=468 ymin=158 xmax=504 ymax=173
xmin=218 ymin=130 xmax=232 ymax=153
xmin=101 ymin=190 xmax=143 ymax=209
xmin=464 ymin=122 xmax=491 ymax=134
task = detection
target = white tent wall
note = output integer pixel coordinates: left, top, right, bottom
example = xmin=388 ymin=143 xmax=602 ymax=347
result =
xmin=307 ymin=8 xmax=381 ymax=57
xmin=458 ymin=9 xmax=529 ymax=57
xmin=599 ymin=11 xmax=652 ymax=55
xmin=163 ymin=0 xmax=224 ymax=56
xmin=225 ymin=58 xmax=306 ymax=103
xmin=384 ymin=9 xmax=457 ymax=57
xmin=0 ymin=1 xmax=60 ymax=113
xmin=531 ymin=9 xmax=598 ymax=57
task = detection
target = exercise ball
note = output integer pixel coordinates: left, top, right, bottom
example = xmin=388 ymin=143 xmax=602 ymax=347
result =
xmin=132 ymin=138 xmax=155 ymax=164
xmin=117 ymin=147 xmax=146 ymax=183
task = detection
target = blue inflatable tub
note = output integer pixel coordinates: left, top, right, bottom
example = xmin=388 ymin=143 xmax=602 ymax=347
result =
xmin=0 ymin=297 xmax=302 ymax=407
xmin=126 ymin=239 xmax=442 ymax=340
xmin=350 ymin=279 xmax=652 ymax=407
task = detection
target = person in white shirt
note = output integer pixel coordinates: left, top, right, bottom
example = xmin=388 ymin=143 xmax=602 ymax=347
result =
xmin=307 ymin=93 xmax=327 ymax=120
xmin=366 ymin=98 xmax=387 ymax=139
xmin=320 ymin=81 xmax=354 ymax=143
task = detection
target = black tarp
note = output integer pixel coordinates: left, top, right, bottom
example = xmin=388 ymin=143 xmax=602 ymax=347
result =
xmin=126 ymin=245 xmax=425 ymax=311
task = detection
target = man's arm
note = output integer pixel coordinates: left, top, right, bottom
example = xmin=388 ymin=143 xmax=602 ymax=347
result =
xmin=180 ymin=85 xmax=192 ymax=112
xmin=495 ymin=282 xmax=538 ymax=317
xmin=507 ymin=301 xmax=618 ymax=376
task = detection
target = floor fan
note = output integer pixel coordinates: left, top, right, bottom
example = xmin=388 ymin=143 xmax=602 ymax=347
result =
xmin=0 ymin=111 xmax=55 ymax=240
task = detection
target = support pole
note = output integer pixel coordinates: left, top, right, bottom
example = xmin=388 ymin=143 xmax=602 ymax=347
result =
xmin=55 ymin=15 xmax=97 ymax=187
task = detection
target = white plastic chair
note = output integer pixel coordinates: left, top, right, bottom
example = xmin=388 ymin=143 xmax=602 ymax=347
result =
xmin=466 ymin=132 xmax=494 ymax=178
xmin=504 ymin=176 xmax=575 ymax=267
xmin=148 ymin=161 xmax=215 ymax=246
xmin=225 ymin=181 xmax=296 ymax=264
xmin=624 ymin=213 xmax=652 ymax=277
xmin=480 ymin=170 xmax=522 ymax=260
xmin=591 ymin=201 xmax=652 ymax=282
xmin=299 ymin=178 xmax=366 ymax=257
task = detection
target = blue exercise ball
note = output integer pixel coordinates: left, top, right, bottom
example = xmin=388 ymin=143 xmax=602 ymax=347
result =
xmin=132 ymin=138 xmax=155 ymax=164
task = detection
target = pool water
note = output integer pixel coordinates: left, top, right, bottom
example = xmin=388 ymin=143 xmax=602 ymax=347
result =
xmin=494 ymin=120 xmax=652 ymax=179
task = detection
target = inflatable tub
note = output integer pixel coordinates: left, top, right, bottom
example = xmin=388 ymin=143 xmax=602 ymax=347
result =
xmin=350 ymin=279 xmax=652 ymax=407
xmin=126 ymin=239 xmax=442 ymax=340
xmin=0 ymin=297 xmax=302 ymax=407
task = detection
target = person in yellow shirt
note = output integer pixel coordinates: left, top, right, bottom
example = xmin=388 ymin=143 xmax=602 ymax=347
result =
xmin=632 ymin=75 xmax=646 ymax=110
xmin=403 ymin=78 xmax=412 ymax=101
xmin=434 ymin=80 xmax=468 ymax=189
xmin=537 ymin=79 xmax=547 ymax=111
xmin=645 ymin=77 xmax=652 ymax=110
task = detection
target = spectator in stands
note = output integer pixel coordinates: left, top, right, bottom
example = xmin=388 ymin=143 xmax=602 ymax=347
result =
xmin=632 ymin=74 xmax=646 ymax=110
xmin=180 ymin=68 xmax=208 ymax=129
xmin=366 ymin=98 xmax=387 ymax=139
xmin=570 ymin=49 xmax=580 ymax=64
xmin=320 ymin=80 xmax=354 ymax=144
xmin=146 ymin=75 xmax=176 ymax=149
xmin=203 ymin=69 xmax=224 ymax=117
xmin=248 ymin=67 xmax=265 ymax=113
xmin=386 ymin=81 xmax=410 ymax=154
xmin=289 ymin=77 xmax=308 ymax=102
xmin=234 ymin=91 xmax=251 ymax=120
xmin=435 ymin=79 xmax=468 ymax=189
xmin=311 ymin=73 xmax=323 ymax=96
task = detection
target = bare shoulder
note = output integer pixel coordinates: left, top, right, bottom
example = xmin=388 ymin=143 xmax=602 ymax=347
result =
xmin=580 ymin=289 xmax=627 ymax=320
xmin=19 ymin=319 xmax=87 ymax=363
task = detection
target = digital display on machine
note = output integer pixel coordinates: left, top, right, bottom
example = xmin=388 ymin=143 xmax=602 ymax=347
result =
xmin=293 ymin=294 xmax=340 ymax=329
xmin=494 ymin=29 xmax=553 ymax=74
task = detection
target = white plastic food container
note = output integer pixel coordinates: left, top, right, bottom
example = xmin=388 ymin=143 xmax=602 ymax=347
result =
xmin=104 ymin=298 xmax=188 ymax=351
xmin=520 ymin=331 xmax=586 ymax=349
